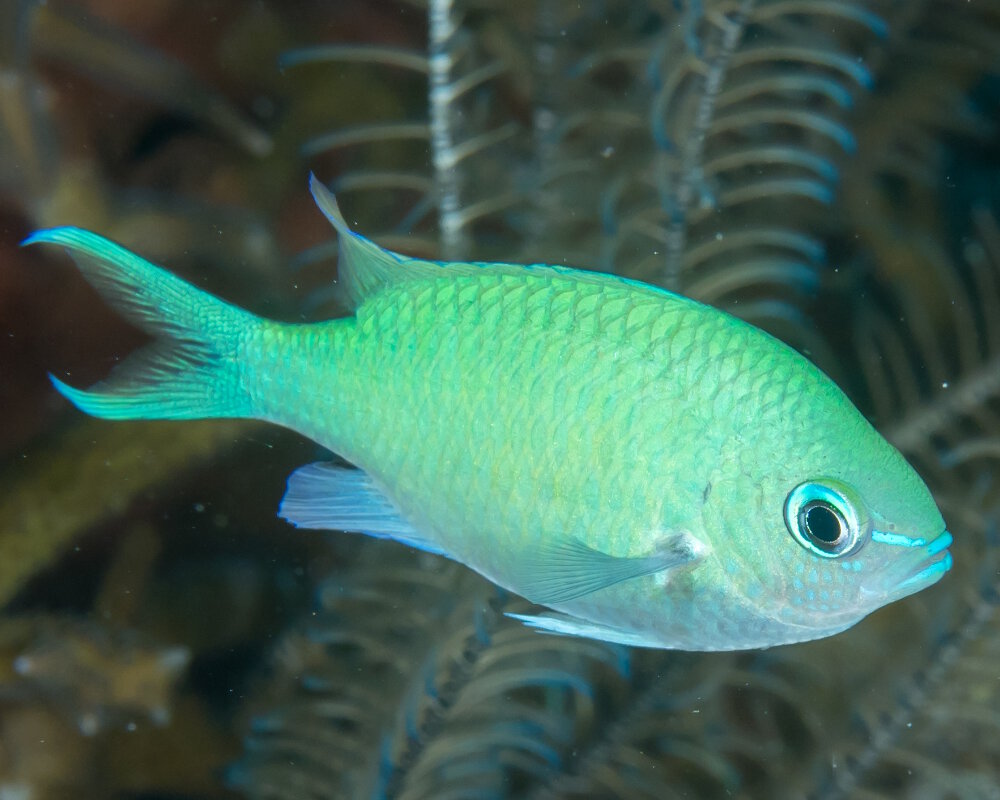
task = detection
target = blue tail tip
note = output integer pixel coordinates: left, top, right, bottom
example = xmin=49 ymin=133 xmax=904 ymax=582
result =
xmin=48 ymin=372 xmax=70 ymax=393
xmin=21 ymin=227 xmax=80 ymax=248
xmin=48 ymin=372 xmax=91 ymax=412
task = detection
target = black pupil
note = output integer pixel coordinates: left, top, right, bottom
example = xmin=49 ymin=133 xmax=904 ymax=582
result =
xmin=804 ymin=503 xmax=843 ymax=544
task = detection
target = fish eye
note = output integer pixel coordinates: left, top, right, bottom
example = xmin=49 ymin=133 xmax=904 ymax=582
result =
xmin=784 ymin=480 xmax=871 ymax=558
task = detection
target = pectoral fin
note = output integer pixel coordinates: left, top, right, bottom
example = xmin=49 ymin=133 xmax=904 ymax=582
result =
xmin=518 ymin=532 xmax=704 ymax=606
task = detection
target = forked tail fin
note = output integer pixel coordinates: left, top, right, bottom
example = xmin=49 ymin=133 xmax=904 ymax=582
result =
xmin=25 ymin=227 xmax=257 ymax=420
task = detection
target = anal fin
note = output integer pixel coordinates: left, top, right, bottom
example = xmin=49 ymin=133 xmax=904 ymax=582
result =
xmin=279 ymin=462 xmax=444 ymax=556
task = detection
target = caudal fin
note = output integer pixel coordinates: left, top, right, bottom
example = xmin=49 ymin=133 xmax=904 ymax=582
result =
xmin=25 ymin=227 xmax=256 ymax=421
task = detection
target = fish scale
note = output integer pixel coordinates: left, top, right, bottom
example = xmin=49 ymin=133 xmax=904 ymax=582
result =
xmin=24 ymin=175 xmax=951 ymax=651
xmin=328 ymin=274 xmax=748 ymax=573
xmin=353 ymin=278 xmax=649 ymax=554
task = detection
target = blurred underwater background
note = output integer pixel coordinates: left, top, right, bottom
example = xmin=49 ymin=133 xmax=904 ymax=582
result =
xmin=1 ymin=0 xmax=1000 ymax=797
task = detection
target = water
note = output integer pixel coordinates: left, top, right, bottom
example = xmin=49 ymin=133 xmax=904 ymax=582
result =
xmin=1 ymin=1 xmax=998 ymax=798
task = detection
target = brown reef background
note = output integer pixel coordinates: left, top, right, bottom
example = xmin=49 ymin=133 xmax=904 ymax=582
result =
xmin=1 ymin=1 xmax=1000 ymax=798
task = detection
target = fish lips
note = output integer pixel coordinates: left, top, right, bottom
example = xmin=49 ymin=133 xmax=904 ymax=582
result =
xmin=862 ymin=529 xmax=953 ymax=604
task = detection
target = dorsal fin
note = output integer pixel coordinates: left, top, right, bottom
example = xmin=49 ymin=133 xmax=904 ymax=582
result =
xmin=307 ymin=173 xmax=695 ymax=311
xmin=309 ymin=173 xmax=459 ymax=309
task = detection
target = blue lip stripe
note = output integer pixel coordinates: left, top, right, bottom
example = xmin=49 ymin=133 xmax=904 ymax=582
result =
xmin=926 ymin=530 xmax=953 ymax=555
xmin=896 ymin=552 xmax=953 ymax=591
xmin=872 ymin=530 xmax=926 ymax=548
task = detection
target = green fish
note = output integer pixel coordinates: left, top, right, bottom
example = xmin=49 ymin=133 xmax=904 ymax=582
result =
xmin=26 ymin=175 xmax=951 ymax=651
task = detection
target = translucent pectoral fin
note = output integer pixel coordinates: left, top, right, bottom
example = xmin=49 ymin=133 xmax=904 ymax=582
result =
xmin=517 ymin=531 xmax=704 ymax=606
xmin=507 ymin=611 xmax=662 ymax=648
xmin=279 ymin=462 xmax=445 ymax=555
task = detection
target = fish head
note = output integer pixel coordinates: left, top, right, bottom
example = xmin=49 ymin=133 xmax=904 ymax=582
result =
xmin=698 ymin=368 xmax=950 ymax=646
xmin=769 ymin=470 xmax=949 ymax=630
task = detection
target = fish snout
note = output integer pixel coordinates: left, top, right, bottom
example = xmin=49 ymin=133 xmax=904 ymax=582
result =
xmin=862 ymin=529 xmax=953 ymax=604
xmin=898 ymin=530 xmax=953 ymax=591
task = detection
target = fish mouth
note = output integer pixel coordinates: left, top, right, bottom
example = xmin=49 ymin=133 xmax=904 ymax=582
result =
xmin=867 ymin=529 xmax=953 ymax=603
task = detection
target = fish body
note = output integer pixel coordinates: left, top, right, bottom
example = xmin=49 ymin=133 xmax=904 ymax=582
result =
xmin=26 ymin=176 xmax=951 ymax=651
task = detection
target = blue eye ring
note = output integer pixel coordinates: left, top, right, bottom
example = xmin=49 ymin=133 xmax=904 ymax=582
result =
xmin=784 ymin=480 xmax=871 ymax=558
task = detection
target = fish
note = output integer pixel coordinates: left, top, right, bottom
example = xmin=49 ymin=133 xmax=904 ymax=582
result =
xmin=24 ymin=174 xmax=952 ymax=651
